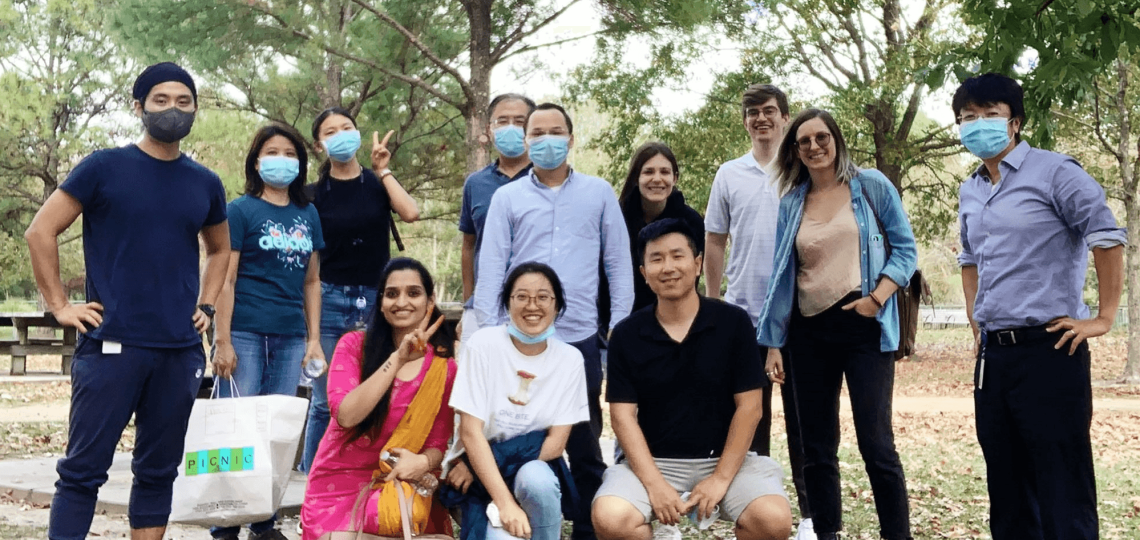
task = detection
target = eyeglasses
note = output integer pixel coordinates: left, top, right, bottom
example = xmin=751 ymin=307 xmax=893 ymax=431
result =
xmin=746 ymin=106 xmax=783 ymax=119
xmin=511 ymin=292 xmax=554 ymax=307
xmin=794 ymin=133 xmax=832 ymax=152
xmin=957 ymin=113 xmax=1011 ymax=125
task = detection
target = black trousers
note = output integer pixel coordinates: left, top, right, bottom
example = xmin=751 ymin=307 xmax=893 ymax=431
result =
xmin=975 ymin=327 xmax=1097 ymax=540
xmin=567 ymin=336 xmax=606 ymax=540
xmin=789 ymin=297 xmax=911 ymax=539
xmin=750 ymin=345 xmax=812 ymax=519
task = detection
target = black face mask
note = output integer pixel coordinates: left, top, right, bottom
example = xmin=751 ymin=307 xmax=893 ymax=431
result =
xmin=142 ymin=107 xmax=195 ymax=143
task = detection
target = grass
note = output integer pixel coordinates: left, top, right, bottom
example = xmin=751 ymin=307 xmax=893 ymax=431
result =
xmin=0 ymin=522 xmax=48 ymax=540
xmin=0 ymin=421 xmax=135 ymax=460
xmin=2 ymin=325 xmax=1139 ymax=538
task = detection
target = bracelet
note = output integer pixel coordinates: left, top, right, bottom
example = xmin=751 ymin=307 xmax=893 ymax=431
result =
xmin=377 ymin=168 xmax=394 ymax=179
xmin=868 ymin=293 xmax=884 ymax=308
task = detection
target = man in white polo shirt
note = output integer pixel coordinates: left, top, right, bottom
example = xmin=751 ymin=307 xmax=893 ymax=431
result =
xmin=704 ymin=83 xmax=813 ymax=539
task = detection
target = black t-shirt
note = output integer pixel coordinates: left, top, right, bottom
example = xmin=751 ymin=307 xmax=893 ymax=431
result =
xmin=306 ymin=168 xmax=391 ymax=286
xmin=606 ymin=298 xmax=767 ymax=459
xmin=59 ymin=145 xmax=227 ymax=347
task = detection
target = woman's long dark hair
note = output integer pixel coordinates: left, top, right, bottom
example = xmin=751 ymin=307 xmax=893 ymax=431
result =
xmin=617 ymin=142 xmax=679 ymax=208
xmin=243 ymin=123 xmax=310 ymax=206
xmin=348 ymin=257 xmax=455 ymax=443
xmin=311 ymin=106 xmax=357 ymax=180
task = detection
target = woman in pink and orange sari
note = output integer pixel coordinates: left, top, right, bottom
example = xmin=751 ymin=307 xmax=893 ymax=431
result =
xmin=301 ymin=257 xmax=457 ymax=539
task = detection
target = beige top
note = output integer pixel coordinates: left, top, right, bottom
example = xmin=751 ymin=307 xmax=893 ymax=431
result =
xmin=796 ymin=201 xmax=862 ymax=316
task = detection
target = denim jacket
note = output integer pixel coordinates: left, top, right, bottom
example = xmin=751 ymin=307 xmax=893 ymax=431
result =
xmin=756 ymin=168 xmax=917 ymax=352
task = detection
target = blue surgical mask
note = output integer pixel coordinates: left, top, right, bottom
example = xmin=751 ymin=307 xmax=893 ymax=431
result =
xmin=258 ymin=156 xmax=300 ymax=187
xmin=323 ymin=130 xmax=361 ymax=162
xmin=506 ymin=322 xmax=555 ymax=345
xmin=493 ymin=125 xmax=526 ymax=158
xmin=527 ymin=135 xmax=570 ymax=170
xmin=960 ymin=118 xmax=1012 ymax=159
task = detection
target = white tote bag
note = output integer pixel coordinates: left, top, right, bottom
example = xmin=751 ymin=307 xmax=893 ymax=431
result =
xmin=169 ymin=380 xmax=308 ymax=527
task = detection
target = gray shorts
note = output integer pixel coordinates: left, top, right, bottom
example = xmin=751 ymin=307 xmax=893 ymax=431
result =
xmin=593 ymin=454 xmax=787 ymax=522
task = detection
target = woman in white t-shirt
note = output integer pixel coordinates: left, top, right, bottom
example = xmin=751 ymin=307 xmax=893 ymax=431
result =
xmin=446 ymin=262 xmax=589 ymax=540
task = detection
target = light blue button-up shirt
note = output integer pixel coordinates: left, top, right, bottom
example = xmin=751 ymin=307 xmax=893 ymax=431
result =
xmin=958 ymin=141 xmax=1126 ymax=331
xmin=757 ymin=169 xmax=917 ymax=352
xmin=473 ymin=168 xmax=634 ymax=343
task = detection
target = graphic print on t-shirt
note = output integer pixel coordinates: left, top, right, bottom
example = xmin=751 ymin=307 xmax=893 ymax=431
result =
xmin=257 ymin=217 xmax=315 ymax=270
xmin=508 ymin=370 xmax=537 ymax=405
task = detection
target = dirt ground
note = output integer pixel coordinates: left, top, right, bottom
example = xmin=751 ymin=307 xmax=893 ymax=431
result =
xmin=2 ymin=327 xmax=1138 ymax=538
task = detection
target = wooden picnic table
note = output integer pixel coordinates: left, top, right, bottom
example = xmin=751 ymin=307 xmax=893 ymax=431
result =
xmin=0 ymin=311 xmax=77 ymax=376
xmin=1 ymin=304 xmax=465 ymax=377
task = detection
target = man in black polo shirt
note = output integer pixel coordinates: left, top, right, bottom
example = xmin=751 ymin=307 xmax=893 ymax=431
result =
xmin=592 ymin=219 xmax=791 ymax=540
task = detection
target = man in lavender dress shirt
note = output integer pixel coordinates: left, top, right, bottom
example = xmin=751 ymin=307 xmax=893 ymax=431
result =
xmin=474 ymin=102 xmax=634 ymax=540
xmin=954 ymin=73 xmax=1125 ymax=540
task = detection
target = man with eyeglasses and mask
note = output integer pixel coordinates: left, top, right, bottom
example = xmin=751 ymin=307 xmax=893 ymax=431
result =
xmin=473 ymin=102 xmax=634 ymax=540
xmin=954 ymin=72 xmax=1124 ymax=540
xmin=458 ymin=93 xmax=536 ymax=346
xmin=704 ymin=84 xmax=815 ymax=540
xmin=24 ymin=62 xmax=229 ymax=540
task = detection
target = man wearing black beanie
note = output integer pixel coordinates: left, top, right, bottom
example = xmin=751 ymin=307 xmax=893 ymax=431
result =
xmin=24 ymin=61 xmax=230 ymax=540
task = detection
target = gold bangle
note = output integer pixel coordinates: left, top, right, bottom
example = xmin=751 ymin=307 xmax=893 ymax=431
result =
xmin=869 ymin=293 xmax=884 ymax=308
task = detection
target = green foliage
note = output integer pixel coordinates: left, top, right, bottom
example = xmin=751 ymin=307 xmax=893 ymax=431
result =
xmin=0 ymin=0 xmax=133 ymax=216
xmin=570 ymin=0 xmax=968 ymax=240
xmin=953 ymin=0 xmax=1140 ymax=149
xmin=0 ymin=0 xmax=133 ymax=296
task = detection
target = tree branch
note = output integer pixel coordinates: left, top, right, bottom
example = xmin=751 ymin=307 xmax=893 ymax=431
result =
xmin=895 ymin=83 xmax=924 ymax=141
xmin=499 ymin=30 xmax=606 ymax=62
xmin=777 ymin=17 xmax=848 ymax=91
xmin=490 ymin=0 xmax=582 ymax=63
xmin=350 ymin=0 xmax=472 ymax=101
xmin=322 ymin=45 xmax=463 ymax=109
xmin=1092 ymin=79 xmax=1125 ymax=161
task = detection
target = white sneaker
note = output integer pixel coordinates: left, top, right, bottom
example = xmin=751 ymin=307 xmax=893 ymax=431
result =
xmin=794 ymin=518 xmax=817 ymax=540
xmin=652 ymin=523 xmax=682 ymax=540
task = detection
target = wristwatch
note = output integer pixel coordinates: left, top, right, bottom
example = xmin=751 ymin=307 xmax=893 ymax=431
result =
xmin=377 ymin=168 xmax=394 ymax=179
xmin=197 ymin=304 xmax=216 ymax=318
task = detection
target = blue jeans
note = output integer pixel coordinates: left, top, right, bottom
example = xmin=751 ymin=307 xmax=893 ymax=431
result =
xmin=212 ymin=331 xmax=305 ymax=537
xmin=485 ymin=461 xmax=563 ymax=540
xmin=49 ymin=338 xmax=204 ymax=540
xmin=300 ymin=282 xmax=377 ymax=472
xmin=216 ymin=331 xmax=306 ymax=399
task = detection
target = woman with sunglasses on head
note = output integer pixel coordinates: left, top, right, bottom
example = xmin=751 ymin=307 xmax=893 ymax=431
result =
xmin=617 ymin=142 xmax=705 ymax=311
xmin=442 ymin=262 xmax=588 ymax=540
xmin=210 ymin=123 xmax=325 ymax=540
xmin=755 ymin=109 xmax=917 ymax=540
xmin=299 ymin=107 xmax=420 ymax=473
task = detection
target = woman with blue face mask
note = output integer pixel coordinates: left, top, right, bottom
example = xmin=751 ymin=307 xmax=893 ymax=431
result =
xmin=441 ymin=262 xmax=589 ymax=540
xmin=210 ymin=123 xmax=326 ymax=540
xmin=299 ymin=108 xmax=421 ymax=474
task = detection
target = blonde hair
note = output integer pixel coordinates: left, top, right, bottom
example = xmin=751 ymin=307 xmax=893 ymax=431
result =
xmin=774 ymin=108 xmax=858 ymax=195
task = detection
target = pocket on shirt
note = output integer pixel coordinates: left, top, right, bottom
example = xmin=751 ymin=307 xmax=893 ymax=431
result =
xmin=868 ymin=234 xmax=887 ymax=274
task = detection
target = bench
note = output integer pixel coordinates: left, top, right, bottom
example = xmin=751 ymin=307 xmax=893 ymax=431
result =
xmin=0 ymin=312 xmax=77 ymax=376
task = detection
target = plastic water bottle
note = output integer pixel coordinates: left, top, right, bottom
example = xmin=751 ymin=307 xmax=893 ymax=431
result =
xmin=680 ymin=492 xmax=719 ymax=530
xmin=303 ymin=357 xmax=327 ymax=379
xmin=380 ymin=450 xmax=439 ymax=496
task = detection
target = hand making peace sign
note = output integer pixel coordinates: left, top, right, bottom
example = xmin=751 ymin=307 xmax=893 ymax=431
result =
xmin=371 ymin=130 xmax=395 ymax=173
xmin=394 ymin=309 xmax=445 ymax=365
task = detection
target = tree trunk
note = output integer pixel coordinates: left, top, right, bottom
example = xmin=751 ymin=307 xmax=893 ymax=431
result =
xmin=865 ymin=99 xmax=903 ymax=192
xmin=1113 ymin=59 xmax=1139 ymax=384
xmin=463 ymin=0 xmax=493 ymax=172
xmin=1124 ymin=144 xmax=1140 ymax=384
